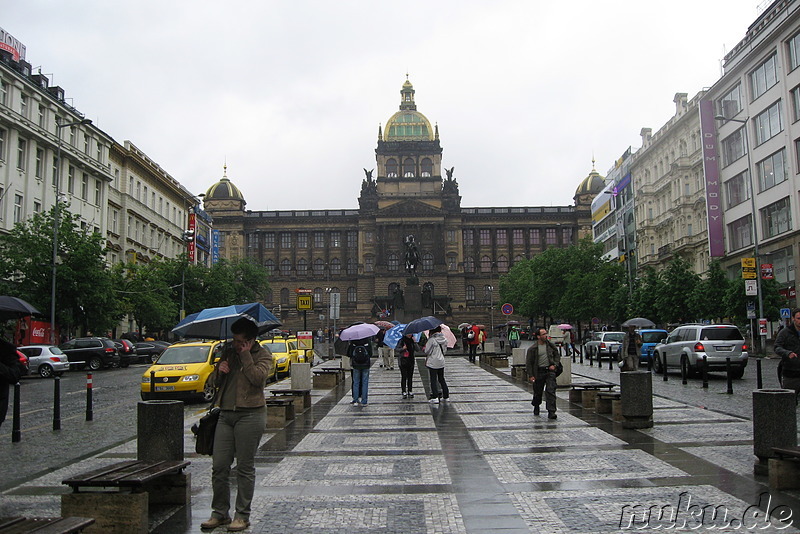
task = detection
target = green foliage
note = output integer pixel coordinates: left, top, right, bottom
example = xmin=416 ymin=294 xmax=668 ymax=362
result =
xmin=653 ymin=256 xmax=699 ymax=324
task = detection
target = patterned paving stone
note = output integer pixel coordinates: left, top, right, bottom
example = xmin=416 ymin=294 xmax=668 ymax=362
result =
xmin=327 ymin=403 xmax=433 ymax=415
xmin=250 ymin=494 xmax=466 ymax=534
xmin=315 ymin=414 xmax=435 ymax=430
xmin=487 ymin=449 xmax=687 ymax=483
xmin=292 ymin=431 xmax=443 ymax=452
xmin=260 ymin=455 xmax=451 ymax=486
xmin=678 ymin=444 xmax=758 ymax=476
xmin=460 ymin=412 xmax=589 ymax=428
xmin=652 ymin=407 xmax=744 ymax=424
xmin=470 ymin=427 xmax=625 ymax=450
xmin=640 ymin=422 xmax=753 ymax=444
xmin=509 ymin=485 xmax=798 ymax=533
xmin=443 ymin=392 xmax=532 ymax=402
xmin=451 ymin=401 xmax=539 ymax=414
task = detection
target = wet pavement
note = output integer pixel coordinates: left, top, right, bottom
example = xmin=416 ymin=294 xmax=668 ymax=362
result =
xmin=2 ymin=349 xmax=800 ymax=533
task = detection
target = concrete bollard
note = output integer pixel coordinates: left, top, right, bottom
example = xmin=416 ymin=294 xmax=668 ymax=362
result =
xmin=557 ymin=356 xmax=572 ymax=387
xmin=752 ymin=389 xmax=798 ymax=475
xmin=341 ymin=355 xmax=351 ymax=371
xmin=620 ymin=371 xmax=653 ymax=429
xmin=291 ymin=362 xmax=312 ymax=390
xmin=484 ymin=342 xmax=496 ymax=353
xmin=511 ymin=347 xmax=526 ymax=366
xmin=137 ymin=400 xmax=184 ymax=462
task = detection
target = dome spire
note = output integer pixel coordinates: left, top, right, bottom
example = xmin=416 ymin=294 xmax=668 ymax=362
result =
xmin=400 ymin=75 xmax=416 ymax=111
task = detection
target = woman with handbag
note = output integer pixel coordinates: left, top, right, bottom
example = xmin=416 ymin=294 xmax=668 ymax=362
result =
xmin=202 ymin=318 xmax=273 ymax=532
xmin=398 ymin=333 xmax=418 ymax=398
xmin=425 ymin=326 xmax=449 ymax=404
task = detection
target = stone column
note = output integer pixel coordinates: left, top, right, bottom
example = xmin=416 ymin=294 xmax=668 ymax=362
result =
xmin=511 ymin=347 xmax=526 ymax=366
xmin=556 ymin=355 xmax=572 ymax=387
xmin=137 ymin=400 xmax=184 ymax=462
xmin=753 ymin=388 xmax=798 ymax=474
xmin=291 ymin=362 xmax=312 ymax=390
xmin=619 ymin=371 xmax=653 ymax=429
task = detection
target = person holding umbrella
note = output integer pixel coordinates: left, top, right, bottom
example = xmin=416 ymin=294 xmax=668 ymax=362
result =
xmin=424 ymin=325 xmax=449 ymax=404
xmin=347 ymin=336 xmax=373 ymax=406
xmin=203 ymin=318 xmax=274 ymax=532
xmin=619 ymin=325 xmax=643 ymax=371
xmin=397 ymin=333 xmax=419 ymax=398
xmin=0 ymin=336 xmax=23 ymax=430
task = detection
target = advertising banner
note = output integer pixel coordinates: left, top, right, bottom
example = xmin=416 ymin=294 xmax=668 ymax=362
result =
xmin=699 ymin=100 xmax=725 ymax=257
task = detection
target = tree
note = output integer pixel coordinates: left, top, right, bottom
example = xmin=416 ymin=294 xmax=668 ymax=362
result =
xmin=111 ymin=260 xmax=178 ymax=336
xmin=654 ymin=256 xmax=699 ymax=324
xmin=689 ymin=260 xmax=730 ymax=323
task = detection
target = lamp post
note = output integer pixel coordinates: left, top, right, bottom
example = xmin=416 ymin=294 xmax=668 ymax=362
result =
xmin=487 ymin=285 xmax=494 ymax=334
xmin=715 ymin=114 xmax=765 ymax=354
xmin=50 ymin=117 xmax=92 ymax=344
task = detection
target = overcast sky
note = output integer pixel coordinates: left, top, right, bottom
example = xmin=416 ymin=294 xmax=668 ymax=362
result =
xmin=4 ymin=0 xmax=766 ymax=211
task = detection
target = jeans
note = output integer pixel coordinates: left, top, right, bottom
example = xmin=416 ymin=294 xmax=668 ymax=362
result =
xmin=532 ymin=368 xmax=557 ymax=414
xmin=211 ymin=407 xmax=267 ymax=521
xmin=400 ymin=359 xmax=415 ymax=393
xmin=468 ymin=344 xmax=478 ymax=361
xmin=428 ymin=366 xmax=449 ymax=399
xmin=352 ymin=367 xmax=370 ymax=404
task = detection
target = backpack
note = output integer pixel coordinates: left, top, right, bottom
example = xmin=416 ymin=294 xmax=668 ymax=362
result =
xmin=351 ymin=344 xmax=370 ymax=366
xmin=467 ymin=330 xmax=475 ymax=340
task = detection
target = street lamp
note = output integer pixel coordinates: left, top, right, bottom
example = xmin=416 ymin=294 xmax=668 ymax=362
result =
xmin=487 ymin=285 xmax=494 ymax=334
xmin=715 ymin=114 xmax=765 ymax=354
xmin=50 ymin=117 xmax=92 ymax=343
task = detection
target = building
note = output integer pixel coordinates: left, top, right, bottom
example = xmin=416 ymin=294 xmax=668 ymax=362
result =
xmin=203 ymin=78 xmax=596 ymax=332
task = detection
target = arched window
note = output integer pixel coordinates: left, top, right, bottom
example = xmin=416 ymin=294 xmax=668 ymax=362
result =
xmin=422 ymin=253 xmax=434 ymax=273
xmin=421 ymin=158 xmax=433 ymax=177
xmin=280 ymin=259 xmax=291 ymax=275
xmin=388 ymin=254 xmax=399 ymax=272
xmin=265 ymin=290 xmax=273 ymax=304
xmin=403 ymin=158 xmax=415 ymax=177
xmin=313 ymin=259 xmax=325 ymax=276
xmin=347 ymin=287 xmax=357 ymax=303
xmin=447 ymin=253 xmax=457 ymax=271
xmin=330 ymin=258 xmax=341 ymax=275
xmin=313 ymin=287 xmax=323 ymax=305
xmin=388 ymin=282 xmax=399 ymax=295
xmin=297 ymin=258 xmax=307 ymax=275
xmin=481 ymin=256 xmax=492 ymax=273
xmin=347 ymin=258 xmax=357 ymax=275
xmin=497 ymin=256 xmax=508 ymax=273
xmin=386 ymin=158 xmax=398 ymax=178
xmin=466 ymin=285 xmax=475 ymax=301
xmin=513 ymin=255 xmax=526 ymax=266
xmin=264 ymin=259 xmax=274 ymax=274
xmin=280 ymin=288 xmax=290 ymax=306
xmin=464 ymin=256 xmax=475 ymax=273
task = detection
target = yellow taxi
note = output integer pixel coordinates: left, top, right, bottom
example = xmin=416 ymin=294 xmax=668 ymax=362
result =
xmin=259 ymin=336 xmax=307 ymax=380
xmin=140 ymin=340 xmax=224 ymax=402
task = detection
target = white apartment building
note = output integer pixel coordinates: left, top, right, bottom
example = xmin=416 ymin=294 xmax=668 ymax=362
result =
xmin=704 ymin=0 xmax=800 ymax=302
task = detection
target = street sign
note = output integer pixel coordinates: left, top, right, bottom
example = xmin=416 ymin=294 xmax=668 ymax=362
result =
xmin=741 ymin=257 xmax=757 ymax=279
xmin=501 ymin=303 xmax=514 ymax=315
xmin=747 ymin=301 xmax=756 ymax=319
xmin=781 ymin=307 xmax=791 ymax=319
xmin=745 ymin=279 xmax=758 ymax=296
xmin=297 ymin=295 xmax=313 ymax=310
xmin=329 ymin=292 xmax=340 ymax=320
xmin=297 ymin=331 xmax=313 ymax=350
xmin=761 ymin=263 xmax=774 ymax=279
xmin=759 ymin=318 xmax=767 ymax=336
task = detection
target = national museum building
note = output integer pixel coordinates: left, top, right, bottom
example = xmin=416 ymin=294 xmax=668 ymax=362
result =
xmin=202 ymin=79 xmax=599 ymax=332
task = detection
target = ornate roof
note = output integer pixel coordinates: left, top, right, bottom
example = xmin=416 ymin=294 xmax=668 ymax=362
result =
xmin=384 ymin=77 xmax=435 ymax=142
xmin=575 ymin=160 xmax=605 ymax=197
xmin=205 ymin=165 xmax=244 ymax=201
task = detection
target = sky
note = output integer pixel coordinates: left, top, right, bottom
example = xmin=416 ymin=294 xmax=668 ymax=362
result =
xmin=3 ymin=0 xmax=769 ymax=211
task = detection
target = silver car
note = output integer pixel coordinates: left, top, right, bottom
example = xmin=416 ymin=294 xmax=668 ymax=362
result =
xmin=18 ymin=345 xmax=71 ymax=378
xmin=653 ymin=324 xmax=748 ymax=379
xmin=584 ymin=331 xmax=625 ymax=360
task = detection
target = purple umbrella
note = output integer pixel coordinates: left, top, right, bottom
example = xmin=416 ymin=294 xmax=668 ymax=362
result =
xmin=340 ymin=323 xmax=380 ymax=341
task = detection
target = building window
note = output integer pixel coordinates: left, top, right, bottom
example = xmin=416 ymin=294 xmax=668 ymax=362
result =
xmin=84 ymin=135 xmax=90 ymax=155
xmin=788 ymin=31 xmax=800 ymax=71
xmin=297 ymin=232 xmax=308 ymax=248
xmin=95 ymin=179 xmax=101 ymax=205
xmin=69 ymin=126 xmax=76 ymax=146
xmin=562 ymin=227 xmax=574 ymax=245
xmin=38 ymin=105 xmax=45 ymax=127
xmin=96 ymin=142 xmax=102 ymax=163
xmin=313 ymin=288 xmax=322 ymax=305
xmin=754 ymin=100 xmax=783 ymax=145
xmin=35 ymin=148 xmax=43 ymax=178
xmin=81 ymin=173 xmax=88 ymax=200
xmin=13 ymin=194 xmax=22 ymax=223
xmin=246 ymin=233 xmax=258 ymax=249
xmin=462 ymin=229 xmax=474 ymax=246
xmin=347 ymin=258 xmax=357 ymax=275
xmin=365 ymin=256 xmax=374 ymax=272
xmin=403 ymin=158 xmax=415 ymax=177
xmin=421 ymin=158 xmax=432 ymax=177
xmin=512 ymin=229 xmax=524 ymax=245
xmin=725 ymin=171 xmax=750 ymax=208
xmin=466 ymin=285 xmax=475 ymax=301
xmin=721 ymin=127 xmax=746 ymax=166
xmin=464 ymin=256 xmax=475 ymax=273
xmin=314 ymin=231 xmax=325 ymax=248
xmin=479 ymin=229 xmax=490 ymax=246
xmin=330 ymin=258 xmax=341 ymax=275
xmin=750 ymin=53 xmax=777 ymax=100
xmin=762 ymin=197 xmax=792 ymax=238
xmin=346 ymin=231 xmax=357 ymax=248
xmin=297 ymin=258 xmax=308 ymax=275
xmin=111 ymin=210 xmax=118 ymax=233
xmin=280 ymin=259 xmax=291 ymax=275
xmin=280 ymin=232 xmax=292 ymax=248
xmin=757 ymin=149 xmax=787 ymax=191
xmin=496 ymin=229 xmax=507 ymax=246
xmin=67 ymin=166 xmax=75 ymax=194
xmin=16 ymin=138 xmax=26 ymax=170
xmin=545 ymin=228 xmax=557 ymax=245
xmin=447 ymin=254 xmax=457 ymax=271
xmin=280 ymin=288 xmax=290 ymax=306
xmin=0 ymin=128 xmax=5 ymax=160
xmin=0 ymin=80 xmax=6 ymax=105
xmin=791 ymin=86 xmax=800 ymax=122
xmin=530 ymin=228 xmax=540 ymax=245
xmin=728 ymin=215 xmax=753 ymax=250
xmin=497 ymin=256 xmax=509 ymax=272
xmin=386 ymin=158 xmax=398 ymax=177
xmin=33 ymin=201 xmax=41 ymax=213
xmin=264 ymin=259 xmax=274 ymax=274
xmin=330 ymin=231 xmax=341 ymax=247
xmin=264 ymin=232 xmax=275 ymax=249
xmin=447 ymin=229 xmax=456 ymax=243
xmin=388 ymin=253 xmax=399 ymax=272
xmin=365 ymin=231 xmax=373 ymax=244
xmin=513 ymin=255 xmax=526 ymax=265
xmin=347 ymin=287 xmax=357 ymax=303
xmin=422 ymin=253 xmax=433 ymax=273
xmin=19 ymin=94 xmax=28 ymax=118
xmin=313 ymin=259 xmax=324 ymax=276
xmin=481 ymin=256 xmax=492 ymax=273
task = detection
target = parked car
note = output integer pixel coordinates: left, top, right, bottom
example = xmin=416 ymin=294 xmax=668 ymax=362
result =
xmin=140 ymin=340 xmax=224 ymax=402
xmin=18 ymin=345 xmax=71 ymax=378
xmin=653 ymin=324 xmax=748 ymax=379
xmin=584 ymin=331 xmax=625 ymax=360
xmin=17 ymin=349 xmax=29 ymax=376
xmin=112 ymin=339 xmax=137 ymax=367
xmin=134 ymin=341 xmax=170 ymax=363
xmin=58 ymin=337 xmax=120 ymax=370
xmin=260 ymin=335 xmax=306 ymax=380
xmin=638 ymin=329 xmax=669 ymax=364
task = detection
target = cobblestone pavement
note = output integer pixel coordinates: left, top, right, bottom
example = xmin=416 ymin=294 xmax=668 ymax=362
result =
xmin=2 ymin=350 xmax=800 ymax=533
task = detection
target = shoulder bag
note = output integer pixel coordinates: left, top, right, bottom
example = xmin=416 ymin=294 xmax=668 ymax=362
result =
xmin=191 ymin=371 xmax=223 ymax=455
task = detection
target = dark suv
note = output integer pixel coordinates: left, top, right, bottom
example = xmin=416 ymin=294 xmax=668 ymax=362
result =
xmin=59 ymin=337 xmax=120 ymax=370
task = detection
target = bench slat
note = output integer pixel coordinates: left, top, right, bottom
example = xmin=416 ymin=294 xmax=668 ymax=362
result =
xmin=62 ymin=460 xmax=189 ymax=489
xmin=773 ymin=446 xmax=800 ymax=459
xmin=0 ymin=516 xmax=94 ymax=534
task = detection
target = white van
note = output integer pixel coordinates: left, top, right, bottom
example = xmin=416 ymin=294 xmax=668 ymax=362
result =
xmin=548 ymin=325 xmax=567 ymax=345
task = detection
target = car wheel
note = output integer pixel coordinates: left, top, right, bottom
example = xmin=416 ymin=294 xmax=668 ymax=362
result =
xmin=730 ymin=367 xmax=745 ymax=380
xmin=38 ymin=364 xmax=54 ymax=378
xmin=680 ymin=355 xmax=696 ymax=378
xmin=88 ymin=357 xmax=102 ymax=371
xmin=653 ymin=352 xmax=663 ymax=373
xmin=120 ymin=360 xmax=130 ymax=368
xmin=202 ymin=379 xmax=216 ymax=402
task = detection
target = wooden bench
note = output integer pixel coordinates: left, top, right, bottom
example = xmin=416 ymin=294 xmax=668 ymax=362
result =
xmin=595 ymin=391 xmax=621 ymax=414
xmin=312 ymin=368 xmax=341 ymax=388
xmin=569 ymin=382 xmax=616 ymax=405
xmin=265 ymin=397 xmax=295 ymax=428
xmin=510 ymin=364 xmax=526 ymax=379
xmin=489 ymin=355 xmax=509 ymax=368
xmin=769 ymin=446 xmax=800 ymax=490
xmin=61 ymin=460 xmax=190 ymax=534
xmin=270 ymin=389 xmax=311 ymax=411
xmin=0 ymin=516 xmax=95 ymax=534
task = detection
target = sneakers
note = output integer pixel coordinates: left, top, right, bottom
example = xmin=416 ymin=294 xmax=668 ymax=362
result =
xmin=548 ymin=412 xmax=557 ymax=420
xmin=533 ymin=405 xmax=540 ymax=415
xmin=408 ymin=392 xmax=414 ymax=398
xmin=201 ymin=516 xmax=231 ymax=530
xmin=227 ymin=518 xmax=250 ymax=532
xmin=361 ymin=402 xmax=368 ymax=406
xmin=402 ymin=392 xmax=408 ymax=398
xmin=429 ymin=398 xmax=439 ymax=404
xmin=350 ymin=400 xmax=359 ymax=405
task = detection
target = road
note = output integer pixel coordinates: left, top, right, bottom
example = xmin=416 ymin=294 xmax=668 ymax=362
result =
xmin=0 ymin=363 xmax=208 ymax=491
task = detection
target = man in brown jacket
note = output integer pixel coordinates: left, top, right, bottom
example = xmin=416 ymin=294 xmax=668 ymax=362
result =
xmin=526 ymin=327 xmax=561 ymax=419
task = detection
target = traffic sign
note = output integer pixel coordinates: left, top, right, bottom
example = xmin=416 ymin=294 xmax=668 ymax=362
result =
xmin=741 ymin=257 xmax=756 ymax=279
xmin=781 ymin=307 xmax=791 ymax=319
xmin=501 ymin=303 xmax=514 ymax=315
xmin=745 ymin=279 xmax=758 ymax=296
xmin=297 ymin=295 xmax=313 ymax=310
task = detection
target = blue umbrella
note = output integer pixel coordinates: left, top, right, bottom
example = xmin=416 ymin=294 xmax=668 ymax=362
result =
xmin=171 ymin=302 xmax=281 ymax=339
xmin=404 ymin=316 xmax=443 ymax=335
xmin=383 ymin=324 xmax=421 ymax=349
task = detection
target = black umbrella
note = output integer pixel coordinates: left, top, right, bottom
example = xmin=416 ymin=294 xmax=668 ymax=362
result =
xmin=621 ymin=317 xmax=655 ymax=328
xmin=0 ymin=296 xmax=41 ymax=320
xmin=404 ymin=316 xmax=443 ymax=335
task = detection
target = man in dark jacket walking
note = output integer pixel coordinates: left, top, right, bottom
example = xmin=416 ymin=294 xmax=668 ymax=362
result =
xmin=525 ymin=327 xmax=561 ymax=419
xmin=774 ymin=308 xmax=800 ymax=404
xmin=0 ymin=338 xmax=22 ymax=429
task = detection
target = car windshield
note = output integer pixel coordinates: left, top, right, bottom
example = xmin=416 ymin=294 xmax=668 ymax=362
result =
xmin=641 ymin=332 xmax=666 ymax=343
xmin=604 ymin=333 xmax=624 ymax=342
xmin=700 ymin=327 xmax=743 ymax=341
xmin=262 ymin=342 xmax=288 ymax=354
xmin=157 ymin=346 xmax=212 ymax=364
